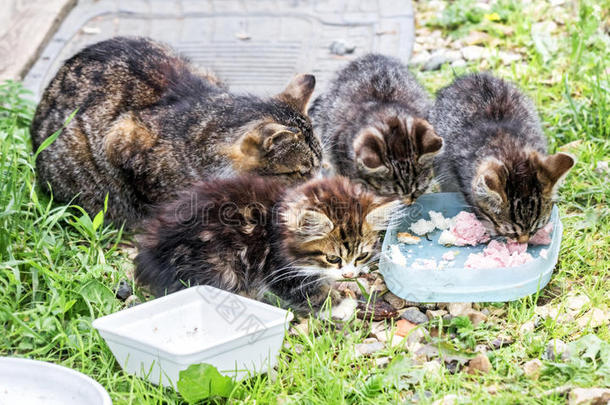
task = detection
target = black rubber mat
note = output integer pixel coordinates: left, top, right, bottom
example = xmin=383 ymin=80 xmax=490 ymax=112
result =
xmin=24 ymin=0 xmax=414 ymax=99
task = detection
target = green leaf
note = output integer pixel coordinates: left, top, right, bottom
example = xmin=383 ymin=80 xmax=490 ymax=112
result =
xmin=33 ymin=109 xmax=78 ymax=160
xmin=177 ymin=363 xmax=236 ymax=403
xmin=80 ymin=280 xmax=115 ymax=312
xmin=383 ymin=354 xmax=424 ymax=388
xmin=92 ymin=210 xmax=104 ymax=231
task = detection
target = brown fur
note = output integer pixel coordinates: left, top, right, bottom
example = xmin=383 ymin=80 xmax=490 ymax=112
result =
xmin=31 ymin=37 xmax=321 ymax=227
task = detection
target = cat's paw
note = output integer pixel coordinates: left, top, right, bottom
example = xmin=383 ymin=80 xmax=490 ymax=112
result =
xmin=318 ymin=298 xmax=358 ymax=321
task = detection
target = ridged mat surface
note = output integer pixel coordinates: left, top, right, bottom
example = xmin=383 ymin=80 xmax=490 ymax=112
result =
xmin=24 ymin=0 xmax=414 ymax=99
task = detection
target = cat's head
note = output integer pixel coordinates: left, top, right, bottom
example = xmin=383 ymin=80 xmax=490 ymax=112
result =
xmin=352 ymin=112 xmax=443 ymax=204
xmin=280 ymin=176 xmax=400 ymax=281
xmin=472 ymin=151 xmax=574 ymax=242
xmin=229 ymin=74 xmax=322 ymax=182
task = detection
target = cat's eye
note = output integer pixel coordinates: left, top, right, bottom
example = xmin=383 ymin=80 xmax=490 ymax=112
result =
xmin=356 ymin=252 xmax=370 ymax=262
xmin=326 ymin=255 xmax=342 ymax=264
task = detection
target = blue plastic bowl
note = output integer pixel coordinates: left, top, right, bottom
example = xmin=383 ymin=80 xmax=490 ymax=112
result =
xmin=379 ymin=193 xmax=562 ymax=302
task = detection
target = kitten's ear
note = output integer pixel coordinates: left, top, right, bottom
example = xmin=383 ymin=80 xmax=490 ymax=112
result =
xmin=409 ymin=117 xmax=443 ymax=164
xmin=365 ymin=200 xmax=402 ymax=230
xmin=473 ymin=159 xmax=507 ymax=214
xmin=277 ymin=74 xmax=316 ymax=114
xmin=353 ymin=128 xmax=389 ymax=175
xmin=289 ymin=209 xmax=334 ymax=242
xmin=534 ymin=152 xmax=575 ymax=195
xmin=261 ymin=123 xmax=299 ymax=152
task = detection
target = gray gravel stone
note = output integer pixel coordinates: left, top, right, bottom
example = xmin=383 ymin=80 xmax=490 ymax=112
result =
xmin=401 ymin=307 xmax=429 ymax=324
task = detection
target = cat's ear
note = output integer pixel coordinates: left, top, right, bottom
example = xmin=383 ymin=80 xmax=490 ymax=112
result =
xmin=277 ymin=74 xmax=316 ymax=114
xmin=353 ymin=128 xmax=389 ymax=175
xmin=365 ymin=200 xmax=402 ymax=230
xmin=473 ymin=159 xmax=507 ymax=214
xmin=261 ymin=123 xmax=300 ymax=152
xmin=239 ymin=123 xmax=299 ymax=156
xmin=533 ymin=152 xmax=575 ymax=195
xmin=289 ymin=209 xmax=334 ymax=242
xmin=409 ymin=117 xmax=443 ymax=164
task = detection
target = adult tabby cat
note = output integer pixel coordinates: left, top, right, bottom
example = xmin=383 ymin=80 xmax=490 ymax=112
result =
xmin=309 ymin=54 xmax=443 ymax=204
xmin=31 ymin=37 xmax=321 ymax=227
xmin=431 ymin=73 xmax=574 ymax=242
xmin=135 ymin=175 xmax=399 ymax=313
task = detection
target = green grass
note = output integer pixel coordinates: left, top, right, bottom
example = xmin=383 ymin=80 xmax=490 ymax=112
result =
xmin=1 ymin=0 xmax=608 ymax=403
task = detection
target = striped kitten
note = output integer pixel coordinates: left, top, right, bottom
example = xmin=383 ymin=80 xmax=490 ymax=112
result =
xmin=135 ymin=175 xmax=399 ymax=313
xmin=431 ymin=73 xmax=574 ymax=242
xmin=309 ymin=54 xmax=443 ymax=204
xmin=31 ymin=37 xmax=321 ymax=227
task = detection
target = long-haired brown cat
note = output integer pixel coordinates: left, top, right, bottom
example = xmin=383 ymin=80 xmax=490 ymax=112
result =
xmin=31 ymin=37 xmax=321 ymax=227
xmin=135 ymin=175 xmax=399 ymax=313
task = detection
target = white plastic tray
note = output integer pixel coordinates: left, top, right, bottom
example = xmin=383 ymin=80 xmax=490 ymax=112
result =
xmin=93 ymin=286 xmax=293 ymax=388
xmin=0 ymin=357 xmax=112 ymax=405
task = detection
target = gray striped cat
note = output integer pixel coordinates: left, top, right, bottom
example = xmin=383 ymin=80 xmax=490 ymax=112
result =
xmin=309 ymin=54 xmax=443 ymax=204
xmin=431 ymin=73 xmax=574 ymax=242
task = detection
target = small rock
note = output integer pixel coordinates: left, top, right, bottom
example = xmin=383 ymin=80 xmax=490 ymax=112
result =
xmin=329 ymin=40 xmax=356 ymax=56
xmin=466 ymin=310 xmax=487 ymax=326
xmin=235 ymin=32 xmax=251 ymax=40
xmin=490 ymin=335 xmax=514 ymax=350
xmin=447 ymin=302 xmax=472 ymax=317
xmin=422 ymin=50 xmax=453 ymax=71
xmin=354 ymin=341 xmax=385 ymax=356
xmin=375 ymin=356 xmax=390 ymax=368
xmin=81 ymin=26 xmax=101 ymax=35
xmin=451 ymin=59 xmax=467 ymax=68
xmin=519 ymin=320 xmax=536 ymax=334
xmin=422 ymin=360 xmax=442 ymax=375
xmin=432 ymin=394 xmax=458 ymax=405
xmin=290 ymin=319 xmax=309 ymax=336
xmin=371 ymin=277 xmax=387 ymax=293
xmin=426 ymin=309 xmax=448 ymax=320
xmin=401 ymin=307 xmax=429 ymax=324
xmin=371 ymin=321 xmax=389 ymax=342
xmin=523 ymin=359 xmax=543 ymax=379
xmin=475 ymin=344 xmax=487 ymax=353
xmin=389 ymin=334 xmax=407 ymax=349
xmin=481 ymin=308 xmax=491 ymax=316
xmin=383 ymin=292 xmax=406 ymax=309
xmin=409 ymin=51 xmax=431 ymax=67
xmin=356 ymin=299 xmax=399 ymax=321
xmin=465 ymin=353 xmax=492 ymax=374
xmin=576 ymin=308 xmax=608 ymax=328
xmin=487 ymin=385 xmax=499 ymax=395
xmin=594 ymin=161 xmax=608 ymax=175
xmin=464 ymin=30 xmax=490 ymax=45
xmin=461 ymin=45 xmax=489 ymax=61
xmin=568 ymin=388 xmax=610 ymax=405
xmin=566 ymin=294 xmax=591 ymax=311
xmin=442 ymin=314 xmax=455 ymax=323
xmin=356 ymin=277 xmax=371 ymax=294
xmin=124 ymin=294 xmax=140 ymax=308
xmin=396 ymin=319 xmax=417 ymax=337
xmin=544 ymin=339 xmax=568 ymax=361
xmin=116 ymin=280 xmax=132 ymax=301
xmin=499 ymin=51 xmax=521 ymax=65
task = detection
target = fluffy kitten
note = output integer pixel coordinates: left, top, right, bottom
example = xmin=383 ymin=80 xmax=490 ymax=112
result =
xmin=135 ymin=175 xmax=399 ymax=312
xmin=309 ymin=54 xmax=443 ymax=204
xmin=31 ymin=37 xmax=321 ymax=227
xmin=431 ymin=73 xmax=574 ymax=242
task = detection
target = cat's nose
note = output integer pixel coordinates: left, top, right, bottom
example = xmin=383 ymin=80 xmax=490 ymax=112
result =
xmin=342 ymin=271 xmax=355 ymax=278
xmin=517 ymin=234 xmax=530 ymax=243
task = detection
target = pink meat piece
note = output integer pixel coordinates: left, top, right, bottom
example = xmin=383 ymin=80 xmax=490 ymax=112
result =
xmin=506 ymin=240 xmax=528 ymax=254
xmin=529 ymin=223 xmax=554 ymax=245
xmin=450 ymin=211 xmax=490 ymax=246
xmin=464 ymin=239 xmax=534 ymax=269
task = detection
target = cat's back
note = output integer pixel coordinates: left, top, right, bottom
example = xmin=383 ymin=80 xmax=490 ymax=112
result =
xmin=31 ymin=36 xmax=221 ymax=145
xmin=431 ymin=73 xmax=541 ymax=139
xmin=136 ymin=176 xmax=285 ymax=295
xmin=322 ymin=54 xmax=430 ymax=112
